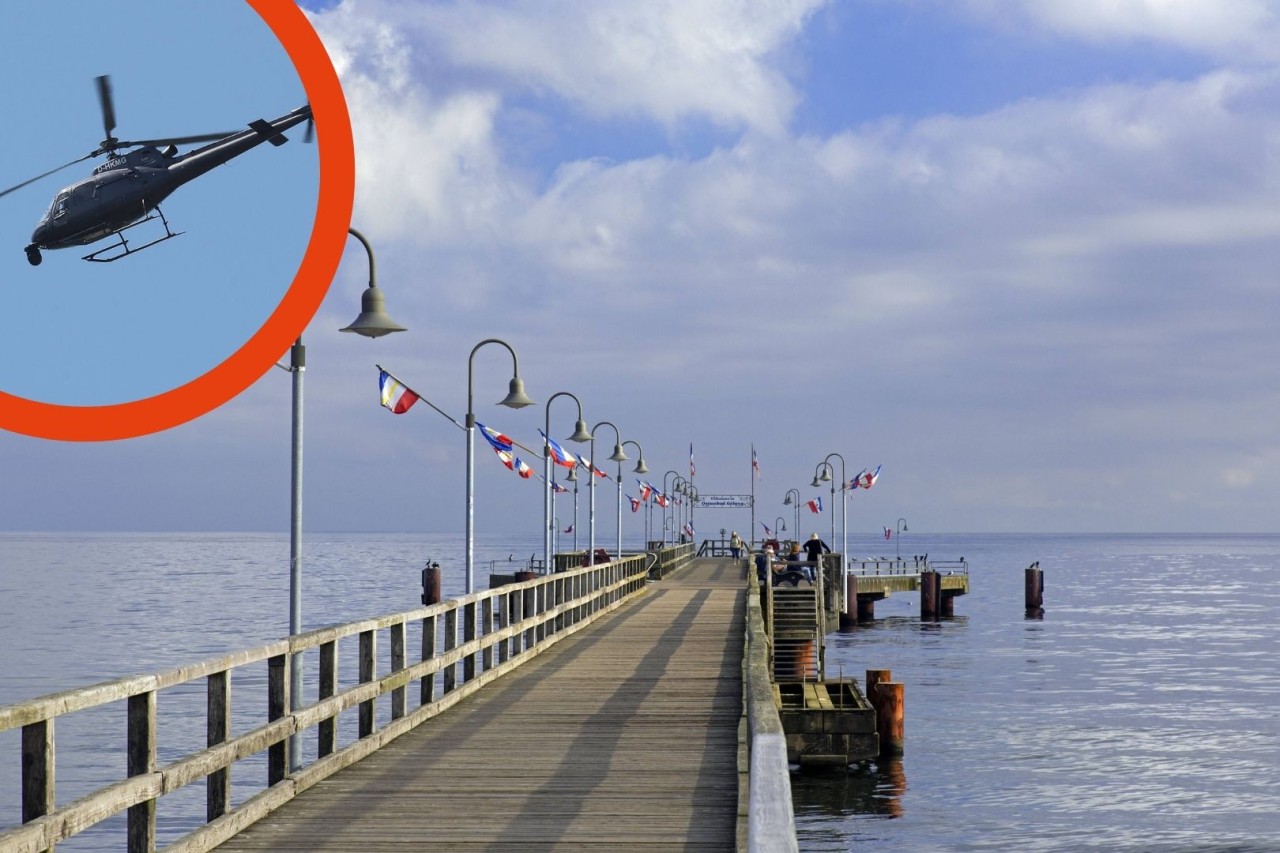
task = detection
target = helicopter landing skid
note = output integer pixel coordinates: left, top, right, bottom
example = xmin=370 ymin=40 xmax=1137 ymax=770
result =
xmin=82 ymin=207 xmax=184 ymax=263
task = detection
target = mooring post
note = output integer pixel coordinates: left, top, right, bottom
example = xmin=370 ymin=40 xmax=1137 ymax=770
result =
xmin=1025 ymin=564 xmax=1044 ymax=615
xmin=840 ymin=573 xmax=859 ymax=629
xmin=865 ymin=668 xmax=891 ymax=700
xmin=421 ymin=563 xmax=442 ymax=606
xmin=920 ymin=570 xmax=940 ymax=620
xmin=875 ymin=682 xmax=905 ymax=756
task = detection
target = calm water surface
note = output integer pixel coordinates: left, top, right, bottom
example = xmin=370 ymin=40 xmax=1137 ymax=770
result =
xmin=1 ymin=532 xmax=1278 ymax=851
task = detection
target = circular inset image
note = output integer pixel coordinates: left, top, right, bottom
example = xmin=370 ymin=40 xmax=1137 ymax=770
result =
xmin=0 ymin=0 xmax=353 ymax=440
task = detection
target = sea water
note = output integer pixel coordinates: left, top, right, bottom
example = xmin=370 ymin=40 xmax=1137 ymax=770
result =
xmin=1 ymin=532 xmax=1277 ymax=850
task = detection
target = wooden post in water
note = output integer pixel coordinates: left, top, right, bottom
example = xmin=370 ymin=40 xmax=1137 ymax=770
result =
xmin=875 ymin=682 xmax=905 ymax=756
xmin=920 ymin=570 xmax=940 ymax=620
xmin=865 ymin=668 xmax=891 ymax=700
xmin=840 ymin=574 xmax=858 ymax=629
xmin=421 ymin=564 xmax=442 ymax=606
xmin=1025 ymin=564 xmax=1044 ymax=616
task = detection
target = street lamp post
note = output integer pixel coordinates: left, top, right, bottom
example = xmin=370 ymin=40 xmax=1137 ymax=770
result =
xmin=774 ymin=516 xmax=787 ymax=538
xmin=284 ymin=227 xmax=405 ymax=772
xmin=622 ymin=440 xmax=648 ymax=552
xmin=543 ymin=392 xmax=591 ymax=574
xmin=568 ymin=466 xmax=580 ymax=551
xmin=466 ymin=339 xmax=534 ymax=593
xmin=783 ymin=489 xmax=801 ymax=545
xmin=661 ymin=470 xmax=681 ymax=545
xmin=812 ymin=453 xmax=848 ymax=573
xmin=896 ymin=517 xmax=908 ymax=562
xmin=587 ymin=421 xmax=626 ymax=564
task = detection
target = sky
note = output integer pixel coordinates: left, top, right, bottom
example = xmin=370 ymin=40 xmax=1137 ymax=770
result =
xmin=3 ymin=0 xmax=1280 ymax=538
xmin=0 ymin=1 xmax=316 ymax=405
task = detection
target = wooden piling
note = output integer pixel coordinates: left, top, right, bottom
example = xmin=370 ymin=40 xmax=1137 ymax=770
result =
xmin=920 ymin=570 xmax=940 ymax=619
xmin=874 ymin=682 xmax=904 ymax=756
xmin=421 ymin=564 xmax=442 ymax=606
xmin=1025 ymin=566 xmax=1044 ymax=614
xmin=857 ymin=596 xmax=876 ymax=622
xmin=840 ymin=574 xmax=859 ymax=629
xmin=865 ymin=668 xmax=891 ymax=700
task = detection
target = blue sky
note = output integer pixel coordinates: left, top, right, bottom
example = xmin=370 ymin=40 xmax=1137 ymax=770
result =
xmin=4 ymin=0 xmax=1280 ymax=537
xmin=0 ymin=1 xmax=316 ymax=405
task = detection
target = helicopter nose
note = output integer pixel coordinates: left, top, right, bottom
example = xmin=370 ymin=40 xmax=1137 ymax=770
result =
xmin=30 ymin=223 xmax=47 ymax=245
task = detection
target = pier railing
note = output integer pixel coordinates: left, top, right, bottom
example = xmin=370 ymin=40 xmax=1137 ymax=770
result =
xmin=740 ymin=572 xmax=798 ymax=853
xmin=0 ymin=555 xmax=649 ymax=853
xmin=847 ymin=557 xmax=968 ymax=576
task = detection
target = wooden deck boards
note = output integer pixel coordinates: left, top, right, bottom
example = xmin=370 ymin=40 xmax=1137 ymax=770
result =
xmin=215 ymin=558 xmax=745 ymax=852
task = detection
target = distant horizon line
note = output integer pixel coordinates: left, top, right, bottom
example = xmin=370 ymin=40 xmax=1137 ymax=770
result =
xmin=2 ymin=530 xmax=1278 ymax=537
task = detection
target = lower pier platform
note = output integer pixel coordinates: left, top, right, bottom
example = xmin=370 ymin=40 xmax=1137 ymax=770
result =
xmin=774 ymin=677 xmax=878 ymax=767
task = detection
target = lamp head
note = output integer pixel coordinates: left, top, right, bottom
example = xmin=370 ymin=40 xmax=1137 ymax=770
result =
xmin=609 ymin=443 xmax=628 ymax=463
xmin=568 ymin=419 xmax=593 ymax=443
xmin=339 ymin=286 xmax=406 ymax=338
xmin=634 ymin=457 xmax=649 ymax=474
xmin=566 ymin=467 xmax=578 ymax=482
xmin=820 ymin=468 xmax=833 ymax=483
xmin=783 ymin=494 xmax=792 ymax=505
xmin=810 ymin=476 xmax=823 ymax=488
xmin=500 ymin=376 xmax=535 ymax=409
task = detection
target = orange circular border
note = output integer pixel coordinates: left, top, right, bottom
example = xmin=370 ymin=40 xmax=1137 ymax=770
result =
xmin=0 ymin=1 xmax=354 ymax=442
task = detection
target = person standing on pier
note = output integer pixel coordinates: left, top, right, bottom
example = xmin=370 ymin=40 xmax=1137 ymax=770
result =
xmin=729 ymin=531 xmax=743 ymax=559
xmin=804 ymin=533 xmax=831 ymax=568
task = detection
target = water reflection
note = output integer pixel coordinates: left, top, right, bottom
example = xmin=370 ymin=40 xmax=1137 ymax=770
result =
xmin=792 ymin=757 xmax=908 ymax=821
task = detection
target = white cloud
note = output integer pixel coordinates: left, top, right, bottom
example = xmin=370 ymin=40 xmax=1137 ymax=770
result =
xmin=959 ymin=0 xmax=1280 ymax=63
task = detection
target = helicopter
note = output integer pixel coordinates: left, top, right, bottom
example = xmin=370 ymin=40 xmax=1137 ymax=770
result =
xmin=0 ymin=75 xmax=312 ymax=266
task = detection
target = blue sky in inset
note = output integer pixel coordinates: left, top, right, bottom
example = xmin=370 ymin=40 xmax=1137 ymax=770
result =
xmin=0 ymin=1 xmax=317 ymax=405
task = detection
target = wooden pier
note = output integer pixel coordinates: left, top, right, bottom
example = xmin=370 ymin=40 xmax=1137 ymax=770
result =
xmin=215 ymin=556 xmax=745 ymax=851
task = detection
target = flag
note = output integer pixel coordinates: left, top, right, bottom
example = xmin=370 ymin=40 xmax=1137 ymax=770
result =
xmin=627 ymin=494 xmax=641 ymax=513
xmin=761 ymin=521 xmax=773 ymax=536
xmin=683 ymin=522 xmax=695 ymax=538
xmin=476 ymin=422 xmax=513 ymax=452
xmin=378 ymin=370 xmax=419 ymax=414
xmin=806 ymin=496 xmax=823 ymax=514
xmin=637 ymin=479 xmax=653 ymax=502
xmin=579 ymin=458 xmax=610 ymax=479
xmin=884 ymin=526 xmax=892 ymax=540
xmin=858 ymin=465 xmax=882 ymax=489
xmin=689 ymin=443 xmax=696 ymax=478
xmin=844 ymin=471 xmax=863 ymax=492
xmin=551 ymin=481 xmax=569 ymax=494
xmin=654 ymin=493 xmax=669 ymax=508
xmin=752 ymin=445 xmax=761 ymax=479
xmin=563 ymin=523 xmax=574 ymax=534
xmin=540 ymin=430 xmax=579 ymax=469
xmin=493 ymin=447 xmax=534 ymax=479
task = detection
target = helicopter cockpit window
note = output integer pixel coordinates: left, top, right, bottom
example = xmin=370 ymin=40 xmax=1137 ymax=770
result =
xmin=51 ymin=191 xmax=71 ymax=219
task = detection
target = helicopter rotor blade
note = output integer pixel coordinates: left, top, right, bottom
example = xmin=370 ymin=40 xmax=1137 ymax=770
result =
xmin=0 ymin=154 xmax=95 ymax=200
xmin=96 ymin=75 xmax=117 ymax=142
xmin=113 ymin=131 xmax=243 ymax=149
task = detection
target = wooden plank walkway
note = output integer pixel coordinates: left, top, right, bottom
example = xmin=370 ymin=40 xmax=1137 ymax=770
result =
xmin=215 ymin=557 xmax=746 ymax=852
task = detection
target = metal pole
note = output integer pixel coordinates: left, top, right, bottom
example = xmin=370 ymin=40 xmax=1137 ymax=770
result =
xmin=588 ymin=443 xmax=597 ymax=564
xmin=616 ymin=460 xmax=623 ymax=558
xmin=573 ymin=481 xmax=579 ymax=551
xmin=465 ymin=408 xmax=476 ymax=594
xmin=288 ymin=337 xmax=304 ymax=773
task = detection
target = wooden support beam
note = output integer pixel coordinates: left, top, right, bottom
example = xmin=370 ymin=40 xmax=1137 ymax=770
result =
xmin=318 ymin=641 xmax=337 ymax=758
xmin=127 ymin=691 xmax=156 ymax=853
xmin=358 ymin=630 xmax=376 ymax=738
xmin=390 ymin=622 xmax=406 ymax=720
xmin=207 ymin=671 xmax=231 ymax=822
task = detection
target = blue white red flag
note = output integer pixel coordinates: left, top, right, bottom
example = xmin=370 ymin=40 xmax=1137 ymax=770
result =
xmin=761 ymin=521 xmax=773 ymax=536
xmin=551 ymin=481 xmax=569 ymax=494
xmin=858 ymin=465 xmax=882 ymax=489
xmin=689 ymin=443 xmax=696 ymax=478
xmin=654 ymin=493 xmax=669 ymax=508
xmin=378 ymin=370 xmax=419 ymax=414
xmin=752 ymin=445 xmax=761 ymax=479
xmin=493 ymin=447 xmax=534 ymax=479
xmin=563 ymin=523 xmax=574 ymax=534
xmin=513 ymin=456 xmax=534 ymax=479
xmin=540 ymin=430 xmax=579 ymax=469
xmin=637 ymin=480 xmax=653 ymax=502
xmin=806 ymin=497 xmax=823 ymax=514
xmin=884 ymin=527 xmax=892 ymax=540
xmin=627 ymin=494 xmax=641 ymax=513
xmin=476 ymin=422 xmax=513 ymax=452
xmin=683 ymin=522 xmax=695 ymax=538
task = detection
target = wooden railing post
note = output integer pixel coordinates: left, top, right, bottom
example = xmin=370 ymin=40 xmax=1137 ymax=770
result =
xmin=268 ymin=654 xmax=289 ymax=785
xmin=481 ymin=600 xmax=494 ymax=672
xmin=443 ymin=610 xmax=458 ymax=694
xmin=497 ymin=593 xmax=511 ymax=664
xmin=390 ymin=622 xmax=406 ymax=721
xmin=420 ymin=614 xmax=437 ymax=705
xmin=127 ymin=691 xmax=156 ymax=853
xmin=207 ymin=671 xmax=231 ymax=821
xmin=318 ymin=641 xmax=337 ymax=757
xmin=358 ymin=630 xmax=376 ymax=738
xmin=463 ymin=602 xmax=477 ymax=683
xmin=21 ymin=718 xmax=54 ymax=835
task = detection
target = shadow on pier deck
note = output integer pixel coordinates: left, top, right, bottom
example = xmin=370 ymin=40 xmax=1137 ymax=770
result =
xmin=216 ymin=557 xmax=745 ymax=851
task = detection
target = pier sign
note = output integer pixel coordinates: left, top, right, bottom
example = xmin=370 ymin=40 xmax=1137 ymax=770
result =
xmin=696 ymin=494 xmax=754 ymax=508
